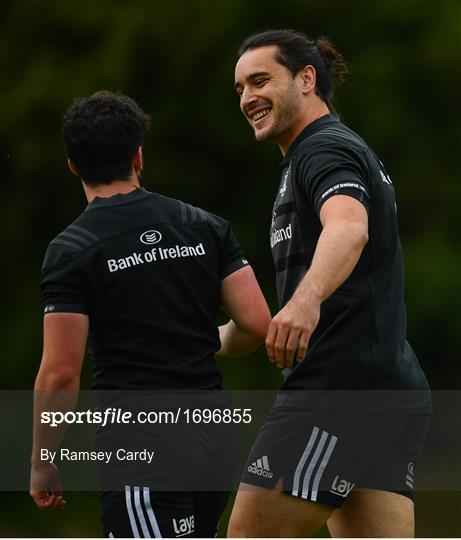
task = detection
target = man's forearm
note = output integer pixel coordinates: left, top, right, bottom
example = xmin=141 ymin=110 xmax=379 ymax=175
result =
xmin=265 ymin=216 xmax=368 ymax=368
xmin=217 ymin=320 xmax=265 ymax=357
xmin=31 ymin=370 xmax=80 ymax=466
xmin=292 ymin=219 xmax=368 ymax=305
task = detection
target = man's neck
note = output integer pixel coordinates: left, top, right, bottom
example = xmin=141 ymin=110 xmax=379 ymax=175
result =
xmin=83 ymin=176 xmax=141 ymax=203
xmin=279 ymin=102 xmax=331 ymax=156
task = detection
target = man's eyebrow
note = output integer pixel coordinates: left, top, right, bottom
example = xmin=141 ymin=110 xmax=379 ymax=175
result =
xmin=234 ymin=71 xmax=271 ymax=89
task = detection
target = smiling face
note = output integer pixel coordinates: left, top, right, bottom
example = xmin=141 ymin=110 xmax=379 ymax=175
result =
xmin=235 ymin=45 xmax=307 ymax=151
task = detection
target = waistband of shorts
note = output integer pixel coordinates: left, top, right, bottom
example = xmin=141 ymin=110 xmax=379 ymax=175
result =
xmin=274 ymin=389 xmax=433 ymax=414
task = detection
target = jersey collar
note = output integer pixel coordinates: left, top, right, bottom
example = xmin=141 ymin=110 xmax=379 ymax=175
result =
xmin=280 ymin=114 xmax=340 ymax=167
xmin=86 ymin=187 xmax=152 ymax=210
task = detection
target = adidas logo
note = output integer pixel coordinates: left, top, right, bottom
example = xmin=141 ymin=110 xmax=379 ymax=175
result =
xmin=247 ymin=455 xmax=274 ymax=478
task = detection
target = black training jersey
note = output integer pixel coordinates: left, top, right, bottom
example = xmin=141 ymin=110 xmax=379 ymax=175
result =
xmin=41 ymin=188 xmax=248 ymax=390
xmin=270 ymin=115 xmax=430 ymax=408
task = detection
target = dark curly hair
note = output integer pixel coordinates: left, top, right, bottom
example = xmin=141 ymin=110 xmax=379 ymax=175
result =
xmin=238 ymin=30 xmax=349 ymax=112
xmin=63 ymin=91 xmax=151 ymax=186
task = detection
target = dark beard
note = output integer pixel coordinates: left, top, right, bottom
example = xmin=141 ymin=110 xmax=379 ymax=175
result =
xmin=256 ymin=89 xmax=301 ymax=144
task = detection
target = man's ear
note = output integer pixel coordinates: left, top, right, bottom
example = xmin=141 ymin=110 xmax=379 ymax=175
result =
xmin=67 ymin=159 xmax=80 ymax=177
xmin=299 ymin=65 xmax=316 ymax=95
xmin=133 ymin=146 xmax=143 ymax=174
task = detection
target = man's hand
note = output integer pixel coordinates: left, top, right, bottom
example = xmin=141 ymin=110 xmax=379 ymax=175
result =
xmin=265 ymin=292 xmax=321 ymax=369
xmin=30 ymin=462 xmax=66 ymax=511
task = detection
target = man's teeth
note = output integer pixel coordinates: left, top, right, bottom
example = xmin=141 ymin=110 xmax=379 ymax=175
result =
xmin=253 ymin=109 xmax=270 ymax=121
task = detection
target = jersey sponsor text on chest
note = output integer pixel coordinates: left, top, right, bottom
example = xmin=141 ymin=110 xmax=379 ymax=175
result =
xmin=107 ymin=243 xmax=206 ymax=272
xmin=270 ymin=223 xmax=292 ymax=248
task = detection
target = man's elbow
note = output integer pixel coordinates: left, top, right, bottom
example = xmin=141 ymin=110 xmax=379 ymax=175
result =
xmin=259 ymin=311 xmax=272 ymax=342
xmin=35 ymin=364 xmax=80 ymax=390
xmin=350 ymin=221 xmax=369 ymax=250
xmin=359 ymin=229 xmax=369 ymax=249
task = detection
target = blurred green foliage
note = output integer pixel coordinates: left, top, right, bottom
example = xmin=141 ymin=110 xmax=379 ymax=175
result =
xmin=0 ymin=0 xmax=460 ymax=535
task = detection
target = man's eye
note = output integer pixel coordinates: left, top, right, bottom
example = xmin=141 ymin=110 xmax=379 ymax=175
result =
xmin=255 ymin=79 xmax=267 ymax=87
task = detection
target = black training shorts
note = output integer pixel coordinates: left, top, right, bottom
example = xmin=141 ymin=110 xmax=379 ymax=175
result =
xmin=95 ymin=393 xmax=237 ymax=537
xmin=101 ymin=489 xmax=230 ymax=538
xmin=240 ymin=395 xmax=430 ymax=508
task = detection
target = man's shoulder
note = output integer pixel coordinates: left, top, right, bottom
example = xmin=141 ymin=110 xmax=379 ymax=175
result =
xmin=155 ymin=193 xmax=229 ymax=229
xmin=288 ymin=121 xmax=370 ymax=181
xmin=43 ymin=215 xmax=99 ymax=270
xmin=296 ymin=120 xmax=369 ymax=157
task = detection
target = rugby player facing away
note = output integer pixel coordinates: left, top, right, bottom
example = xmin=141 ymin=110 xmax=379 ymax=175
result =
xmin=30 ymin=91 xmax=271 ymax=538
xmin=230 ymin=30 xmax=432 ymax=537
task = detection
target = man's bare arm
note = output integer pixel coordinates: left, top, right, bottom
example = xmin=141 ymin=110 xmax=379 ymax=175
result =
xmin=30 ymin=313 xmax=88 ymax=510
xmin=217 ymin=266 xmax=271 ymax=357
xmin=265 ymin=195 xmax=368 ymax=368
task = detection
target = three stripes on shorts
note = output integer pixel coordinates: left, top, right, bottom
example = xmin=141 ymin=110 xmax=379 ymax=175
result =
xmin=121 ymin=428 xmax=337 ymax=537
xmin=124 ymin=485 xmax=162 ymax=538
xmin=292 ymin=426 xmax=338 ymax=501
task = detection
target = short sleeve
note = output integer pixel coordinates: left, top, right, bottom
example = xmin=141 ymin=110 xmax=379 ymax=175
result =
xmin=297 ymin=142 xmax=370 ymax=215
xmin=208 ymin=214 xmax=249 ymax=279
xmin=41 ymin=243 xmax=88 ymax=315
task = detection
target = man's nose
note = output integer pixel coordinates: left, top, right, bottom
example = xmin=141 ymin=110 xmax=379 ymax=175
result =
xmin=240 ymin=88 xmax=258 ymax=113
